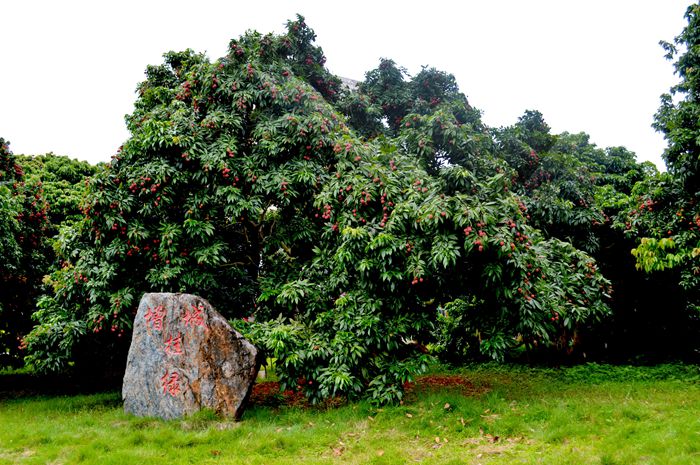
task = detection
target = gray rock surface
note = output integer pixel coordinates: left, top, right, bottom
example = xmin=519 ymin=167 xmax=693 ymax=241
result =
xmin=122 ymin=293 xmax=260 ymax=420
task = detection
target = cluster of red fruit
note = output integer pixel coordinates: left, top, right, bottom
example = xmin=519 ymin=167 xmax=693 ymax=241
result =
xmin=18 ymin=208 xmax=47 ymax=224
xmin=259 ymin=80 xmax=279 ymax=100
xmin=73 ymin=272 xmax=88 ymax=285
xmin=221 ymin=167 xmax=239 ymax=185
xmin=110 ymin=224 xmax=128 ymax=238
xmin=315 ymin=204 xmax=332 ymax=220
xmin=129 ymin=176 xmax=158 ymax=192
xmin=358 ymin=190 xmax=372 ymax=206
xmin=175 ymin=80 xmax=192 ymax=102
xmin=513 ymin=230 xmax=531 ymax=249
xmin=379 ymin=208 xmax=392 ymax=228
xmin=522 ymin=170 xmax=552 ymax=191
xmin=91 ymin=314 xmax=106 ymax=333
xmin=292 ymin=86 xmax=306 ymax=104
xmin=583 ymin=261 xmax=598 ymax=280
xmin=89 ymin=313 xmax=125 ymax=337
xmin=229 ymin=41 xmax=245 ymax=56
xmin=352 ymin=212 xmax=367 ymax=224
xmin=517 ymin=286 xmax=536 ymax=302
xmin=413 ymin=178 xmax=429 ymax=194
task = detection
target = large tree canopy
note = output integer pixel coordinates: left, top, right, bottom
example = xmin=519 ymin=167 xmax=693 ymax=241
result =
xmin=23 ymin=16 xmax=614 ymax=402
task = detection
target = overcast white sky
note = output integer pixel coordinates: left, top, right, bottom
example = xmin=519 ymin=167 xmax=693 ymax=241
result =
xmin=0 ymin=1 xmax=690 ymax=169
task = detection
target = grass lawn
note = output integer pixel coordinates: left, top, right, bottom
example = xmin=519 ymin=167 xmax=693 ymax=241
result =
xmin=0 ymin=363 xmax=698 ymax=464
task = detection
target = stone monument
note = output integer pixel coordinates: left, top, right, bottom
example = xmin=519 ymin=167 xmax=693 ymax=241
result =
xmin=122 ymin=293 xmax=260 ymax=420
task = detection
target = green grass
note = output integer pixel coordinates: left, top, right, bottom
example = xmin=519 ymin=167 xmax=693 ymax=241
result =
xmin=1 ymin=364 xmax=699 ymax=464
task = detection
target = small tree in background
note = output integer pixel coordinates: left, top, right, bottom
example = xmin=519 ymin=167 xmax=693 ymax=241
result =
xmin=17 ymin=153 xmax=99 ymax=229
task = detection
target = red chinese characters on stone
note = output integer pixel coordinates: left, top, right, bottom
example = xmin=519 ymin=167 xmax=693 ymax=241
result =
xmin=161 ymin=369 xmax=181 ymax=397
xmin=164 ymin=333 xmax=183 ymax=356
xmin=144 ymin=305 xmax=166 ymax=331
xmin=183 ymin=303 xmax=207 ymax=329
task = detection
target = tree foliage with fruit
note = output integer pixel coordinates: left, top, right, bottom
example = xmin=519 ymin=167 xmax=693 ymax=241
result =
xmin=491 ymin=109 xmax=699 ymax=360
xmin=23 ymin=16 xmax=616 ymax=401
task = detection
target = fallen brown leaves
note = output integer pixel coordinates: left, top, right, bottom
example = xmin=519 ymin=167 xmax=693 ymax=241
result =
xmin=248 ymin=381 xmax=308 ymax=408
xmin=250 ymin=374 xmax=487 ymax=409
xmin=403 ymin=374 xmax=489 ymax=401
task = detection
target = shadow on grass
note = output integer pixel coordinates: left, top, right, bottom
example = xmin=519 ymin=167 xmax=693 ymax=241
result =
xmin=0 ymin=371 xmax=122 ymax=400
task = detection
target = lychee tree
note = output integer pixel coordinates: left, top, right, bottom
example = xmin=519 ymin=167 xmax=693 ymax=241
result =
xmin=0 ymin=138 xmax=24 ymax=365
xmin=251 ymin=138 xmax=611 ymax=403
xmin=25 ymin=16 xmax=353 ymax=373
xmin=0 ymin=139 xmax=22 ymax=275
xmin=0 ymin=138 xmax=49 ymax=367
xmin=25 ymin=18 xmax=612 ymax=402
